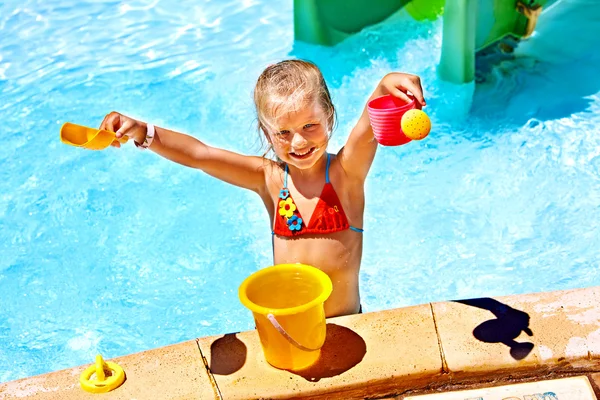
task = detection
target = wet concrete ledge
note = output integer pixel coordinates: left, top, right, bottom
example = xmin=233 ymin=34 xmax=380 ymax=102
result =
xmin=1 ymin=286 xmax=599 ymax=399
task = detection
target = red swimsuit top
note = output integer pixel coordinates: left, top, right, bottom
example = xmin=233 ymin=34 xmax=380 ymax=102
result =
xmin=272 ymin=153 xmax=364 ymax=237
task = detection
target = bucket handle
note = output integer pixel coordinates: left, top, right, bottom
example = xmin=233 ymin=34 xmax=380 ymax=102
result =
xmin=267 ymin=314 xmax=323 ymax=352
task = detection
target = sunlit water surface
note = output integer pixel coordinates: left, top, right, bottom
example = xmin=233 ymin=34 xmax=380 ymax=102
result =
xmin=1 ymin=0 xmax=599 ymax=382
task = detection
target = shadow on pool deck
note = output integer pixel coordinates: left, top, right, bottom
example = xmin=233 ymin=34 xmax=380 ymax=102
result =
xmin=207 ymin=324 xmax=366 ymax=382
xmin=454 ymin=297 xmax=535 ymax=361
xmin=287 ymin=323 xmax=367 ymax=382
xmin=209 ymin=333 xmax=247 ymax=375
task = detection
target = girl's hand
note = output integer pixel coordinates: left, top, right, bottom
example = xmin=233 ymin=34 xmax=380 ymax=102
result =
xmin=99 ymin=112 xmax=147 ymax=148
xmin=377 ymin=73 xmax=426 ymax=108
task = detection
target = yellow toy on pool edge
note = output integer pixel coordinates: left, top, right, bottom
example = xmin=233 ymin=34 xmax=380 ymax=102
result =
xmin=79 ymin=354 xmax=125 ymax=393
xmin=401 ymin=109 xmax=431 ymax=140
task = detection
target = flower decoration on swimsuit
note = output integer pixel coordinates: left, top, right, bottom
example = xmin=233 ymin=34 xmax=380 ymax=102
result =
xmin=278 ymin=197 xmax=296 ymax=218
xmin=279 ymin=188 xmax=289 ymax=199
xmin=287 ymin=215 xmax=303 ymax=231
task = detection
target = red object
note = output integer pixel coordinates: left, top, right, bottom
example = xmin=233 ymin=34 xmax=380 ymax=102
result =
xmin=367 ymin=94 xmax=418 ymax=146
xmin=273 ymin=182 xmax=350 ymax=237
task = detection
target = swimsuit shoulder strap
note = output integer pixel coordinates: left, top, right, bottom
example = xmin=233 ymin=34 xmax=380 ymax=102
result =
xmin=325 ymin=153 xmax=331 ymax=184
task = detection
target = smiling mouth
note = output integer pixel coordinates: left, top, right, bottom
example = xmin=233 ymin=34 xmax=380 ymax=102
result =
xmin=290 ymin=147 xmax=316 ymax=159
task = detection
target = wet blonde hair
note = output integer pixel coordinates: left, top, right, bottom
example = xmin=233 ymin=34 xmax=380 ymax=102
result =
xmin=254 ymin=60 xmax=336 ymax=152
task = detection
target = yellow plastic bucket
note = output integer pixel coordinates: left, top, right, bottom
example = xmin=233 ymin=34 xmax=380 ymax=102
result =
xmin=238 ymin=264 xmax=332 ymax=370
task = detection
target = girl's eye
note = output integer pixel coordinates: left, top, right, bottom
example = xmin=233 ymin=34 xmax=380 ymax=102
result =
xmin=277 ymin=130 xmax=290 ymax=136
xmin=304 ymin=124 xmax=316 ymax=130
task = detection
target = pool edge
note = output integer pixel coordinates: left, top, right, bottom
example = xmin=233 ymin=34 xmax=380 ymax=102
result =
xmin=1 ymin=286 xmax=598 ymax=399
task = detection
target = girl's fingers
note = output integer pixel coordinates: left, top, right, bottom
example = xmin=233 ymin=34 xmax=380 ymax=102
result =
xmin=99 ymin=113 xmax=110 ymax=131
xmin=115 ymin=119 xmax=134 ymax=138
xmin=389 ymin=86 xmax=411 ymax=103
xmin=110 ymin=141 xmax=121 ymax=148
xmin=401 ymin=77 xmax=426 ymax=107
xmin=100 ymin=111 xmax=122 ymax=133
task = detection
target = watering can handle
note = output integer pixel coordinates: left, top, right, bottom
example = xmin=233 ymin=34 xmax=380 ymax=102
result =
xmin=266 ymin=314 xmax=322 ymax=352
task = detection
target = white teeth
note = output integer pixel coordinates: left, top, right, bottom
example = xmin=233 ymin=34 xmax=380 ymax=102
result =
xmin=293 ymin=147 xmax=314 ymax=156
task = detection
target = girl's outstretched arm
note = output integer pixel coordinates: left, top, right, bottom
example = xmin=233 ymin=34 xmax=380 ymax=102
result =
xmin=338 ymin=73 xmax=426 ymax=181
xmin=101 ymin=112 xmax=267 ymax=193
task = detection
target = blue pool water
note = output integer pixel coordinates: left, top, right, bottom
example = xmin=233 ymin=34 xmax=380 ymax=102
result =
xmin=1 ymin=0 xmax=600 ymax=383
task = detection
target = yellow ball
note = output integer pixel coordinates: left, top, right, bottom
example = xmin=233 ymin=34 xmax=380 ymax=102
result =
xmin=401 ymin=109 xmax=431 ymax=140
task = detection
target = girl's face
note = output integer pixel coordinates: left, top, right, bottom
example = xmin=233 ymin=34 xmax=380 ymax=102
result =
xmin=266 ymin=102 xmax=329 ymax=170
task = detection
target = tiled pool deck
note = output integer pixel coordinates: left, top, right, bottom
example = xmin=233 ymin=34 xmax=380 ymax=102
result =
xmin=1 ymin=286 xmax=599 ymax=399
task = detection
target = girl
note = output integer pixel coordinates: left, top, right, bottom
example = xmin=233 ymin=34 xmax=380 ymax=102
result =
xmin=100 ymin=59 xmax=425 ymax=317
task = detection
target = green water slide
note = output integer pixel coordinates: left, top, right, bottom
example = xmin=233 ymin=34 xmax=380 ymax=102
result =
xmin=294 ymin=0 xmax=555 ymax=83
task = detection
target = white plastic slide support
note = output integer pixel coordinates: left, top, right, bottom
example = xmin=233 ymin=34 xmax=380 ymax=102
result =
xmin=439 ymin=0 xmax=478 ymax=83
xmin=267 ymin=313 xmax=322 ymax=352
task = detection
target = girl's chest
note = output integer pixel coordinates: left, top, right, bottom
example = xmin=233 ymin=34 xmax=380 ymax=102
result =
xmin=262 ymin=163 xmax=364 ymax=227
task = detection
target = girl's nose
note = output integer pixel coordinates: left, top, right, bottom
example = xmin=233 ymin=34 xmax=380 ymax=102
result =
xmin=291 ymin=132 xmax=308 ymax=148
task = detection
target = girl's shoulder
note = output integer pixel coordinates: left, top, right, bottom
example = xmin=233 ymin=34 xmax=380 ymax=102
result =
xmin=328 ymin=151 xmax=345 ymax=177
xmin=263 ymin=158 xmax=284 ymax=173
xmin=262 ymin=157 xmax=286 ymax=187
xmin=329 ymin=151 xmax=365 ymax=192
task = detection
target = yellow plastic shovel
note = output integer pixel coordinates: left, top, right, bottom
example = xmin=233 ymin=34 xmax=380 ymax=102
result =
xmin=60 ymin=122 xmax=128 ymax=150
